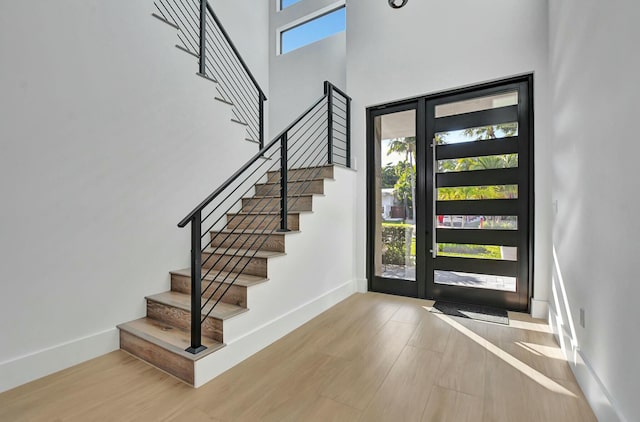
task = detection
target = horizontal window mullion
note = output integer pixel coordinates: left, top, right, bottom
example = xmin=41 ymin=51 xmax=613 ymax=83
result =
xmin=436 ymin=137 xmax=520 ymax=160
xmin=436 ymin=228 xmax=519 ymax=246
xmin=434 ymin=256 xmax=518 ymax=277
xmin=436 ymin=168 xmax=519 ymax=187
xmin=437 ymin=199 xmax=519 ymax=216
xmin=434 ymin=105 xmax=518 ymax=133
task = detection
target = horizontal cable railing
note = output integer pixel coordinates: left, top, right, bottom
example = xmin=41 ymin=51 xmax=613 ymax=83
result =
xmin=178 ymin=81 xmax=351 ymax=354
xmin=154 ymin=0 xmax=266 ymax=147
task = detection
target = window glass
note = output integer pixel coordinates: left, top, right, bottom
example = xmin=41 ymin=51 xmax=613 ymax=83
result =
xmin=437 ymin=185 xmax=518 ymax=201
xmin=435 ymin=91 xmax=518 ymax=118
xmin=436 ymin=215 xmax=518 ymax=230
xmin=437 ymin=244 xmax=517 ymax=261
xmin=435 ymin=123 xmax=518 ymax=145
xmin=281 ymin=7 xmax=346 ymax=54
xmin=438 ymin=154 xmax=518 ymax=173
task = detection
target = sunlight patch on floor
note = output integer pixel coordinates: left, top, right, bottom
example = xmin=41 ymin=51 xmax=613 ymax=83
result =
xmin=516 ymin=341 xmax=566 ymax=361
xmin=432 ymin=312 xmax=576 ymax=397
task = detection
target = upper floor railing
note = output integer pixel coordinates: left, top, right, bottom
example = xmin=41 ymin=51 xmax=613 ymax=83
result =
xmin=154 ymin=0 xmax=267 ymax=147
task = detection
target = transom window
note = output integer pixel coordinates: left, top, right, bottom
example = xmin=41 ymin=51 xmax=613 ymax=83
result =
xmin=279 ymin=6 xmax=346 ymax=55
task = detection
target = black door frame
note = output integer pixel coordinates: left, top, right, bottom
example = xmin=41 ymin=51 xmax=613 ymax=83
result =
xmin=366 ymin=74 xmax=534 ymax=312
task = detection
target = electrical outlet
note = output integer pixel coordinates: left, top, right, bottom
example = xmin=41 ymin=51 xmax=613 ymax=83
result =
xmin=579 ymin=308 xmax=585 ymax=328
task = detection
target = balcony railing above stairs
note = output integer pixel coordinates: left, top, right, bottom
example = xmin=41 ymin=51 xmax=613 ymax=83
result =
xmin=178 ymin=81 xmax=351 ymax=354
xmin=153 ymin=0 xmax=267 ymax=147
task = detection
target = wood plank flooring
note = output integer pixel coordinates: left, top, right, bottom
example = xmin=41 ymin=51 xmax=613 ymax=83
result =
xmin=0 ymin=293 xmax=596 ymax=421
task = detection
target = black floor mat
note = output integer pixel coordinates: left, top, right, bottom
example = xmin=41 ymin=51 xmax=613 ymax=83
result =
xmin=430 ymin=301 xmax=509 ymax=325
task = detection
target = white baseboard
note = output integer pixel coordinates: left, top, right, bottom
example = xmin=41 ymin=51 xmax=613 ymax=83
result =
xmin=355 ymin=278 xmax=368 ymax=293
xmin=549 ymin=310 xmax=623 ymax=422
xmin=530 ymin=298 xmax=549 ymax=319
xmin=194 ymin=279 xmax=356 ymax=387
xmin=0 ymin=328 xmax=119 ymax=393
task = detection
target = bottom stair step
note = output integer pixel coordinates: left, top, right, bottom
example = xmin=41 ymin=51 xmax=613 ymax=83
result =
xmin=118 ymin=317 xmax=223 ymax=385
xmin=146 ymin=291 xmax=248 ymax=343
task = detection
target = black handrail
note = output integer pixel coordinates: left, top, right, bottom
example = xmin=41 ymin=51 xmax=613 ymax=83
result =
xmin=206 ymin=3 xmax=267 ymax=101
xmin=325 ymin=81 xmax=352 ymax=102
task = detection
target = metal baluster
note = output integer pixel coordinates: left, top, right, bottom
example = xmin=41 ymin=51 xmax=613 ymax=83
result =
xmin=346 ymin=96 xmax=351 ymax=168
xmin=325 ymin=82 xmax=334 ymax=165
xmin=259 ymin=94 xmax=265 ymax=149
xmin=279 ymin=134 xmax=289 ymax=232
xmin=198 ymin=0 xmax=207 ymax=75
xmin=186 ymin=211 xmax=206 ymax=354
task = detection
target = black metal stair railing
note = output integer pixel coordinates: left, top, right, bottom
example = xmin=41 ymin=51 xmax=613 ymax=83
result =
xmin=178 ymin=81 xmax=351 ymax=354
xmin=153 ymin=0 xmax=267 ymax=147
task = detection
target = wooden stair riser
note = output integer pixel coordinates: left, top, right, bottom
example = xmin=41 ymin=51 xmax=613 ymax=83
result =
xmin=255 ymin=179 xmax=324 ymax=196
xmin=147 ymin=300 xmax=223 ymax=343
xmin=226 ymin=213 xmax=300 ymax=231
xmin=241 ymin=196 xmax=312 ymax=213
xmin=120 ymin=331 xmax=194 ymax=385
xmin=208 ymin=231 xmax=285 ymax=253
xmin=171 ymin=273 xmax=247 ymax=308
xmin=266 ymin=166 xmax=333 ymax=183
xmin=201 ymin=251 xmax=268 ymax=277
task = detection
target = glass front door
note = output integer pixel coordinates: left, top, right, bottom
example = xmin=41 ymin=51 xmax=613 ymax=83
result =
xmin=368 ymin=76 xmax=532 ymax=311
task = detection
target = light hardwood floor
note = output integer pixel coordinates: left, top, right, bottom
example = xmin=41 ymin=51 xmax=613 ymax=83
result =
xmin=0 ymin=293 xmax=596 ymax=421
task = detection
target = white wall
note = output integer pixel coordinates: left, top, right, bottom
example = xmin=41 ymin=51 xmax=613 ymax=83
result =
xmin=269 ymin=0 xmax=346 ymax=135
xmin=345 ymin=0 xmax=552 ymax=312
xmin=0 ymin=0 xmax=266 ymax=392
xmin=214 ymin=0 xmax=269 ymax=92
xmin=548 ymin=1 xmax=640 ymax=420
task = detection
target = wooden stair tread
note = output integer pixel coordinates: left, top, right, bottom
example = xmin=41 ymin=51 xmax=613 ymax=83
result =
xmin=248 ymin=194 xmax=320 ymax=199
xmin=202 ymin=247 xmax=286 ymax=258
xmin=171 ymin=268 xmax=267 ymax=287
xmin=256 ymin=177 xmax=333 ymax=185
xmin=267 ymin=164 xmax=334 ymax=172
xmin=146 ymin=291 xmax=249 ymax=320
xmin=216 ymin=229 xmax=301 ymax=235
xmin=229 ymin=211 xmax=307 ymax=215
xmin=117 ymin=317 xmax=223 ymax=361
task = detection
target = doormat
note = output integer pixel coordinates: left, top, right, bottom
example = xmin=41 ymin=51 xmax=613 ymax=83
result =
xmin=431 ymin=301 xmax=509 ymax=325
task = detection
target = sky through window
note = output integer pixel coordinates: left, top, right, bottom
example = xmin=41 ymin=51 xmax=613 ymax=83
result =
xmin=281 ymin=7 xmax=346 ymax=54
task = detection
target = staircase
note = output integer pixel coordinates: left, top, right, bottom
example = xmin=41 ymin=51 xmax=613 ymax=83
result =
xmin=116 ymin=0 xmax=352 ymax=386
xmin=117 ymin=165 xmax=335 ymax=384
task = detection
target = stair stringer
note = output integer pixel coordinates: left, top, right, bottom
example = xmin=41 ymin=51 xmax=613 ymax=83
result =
xmin=193 ymin=165 xmax=358 ymax=386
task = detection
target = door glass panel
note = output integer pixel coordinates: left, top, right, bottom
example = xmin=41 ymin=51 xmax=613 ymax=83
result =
xmin=438 ymin=185 xmax=518 ymax=200
xmin=434 ymin=270 xmax=516 ymax=292
xmin=437 ymin=215 xmax=518 ymax=230
xmin=436 ymin=122 xmax=518 ymax=145
xmin=437 ymin=244 xmax=517 ymax=261
xmin=374 ymin=110 xmax=416 ymax=281
xmin=438 ymin=154 xmax=518 ymax=172
xmin=435 ymin=91 xmax=518 ymax=118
